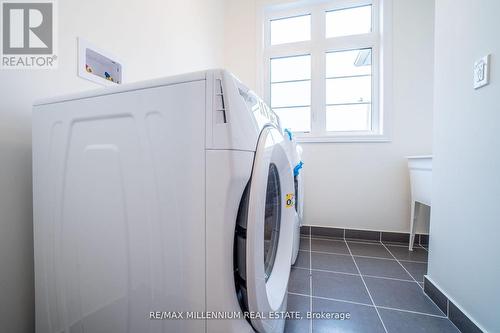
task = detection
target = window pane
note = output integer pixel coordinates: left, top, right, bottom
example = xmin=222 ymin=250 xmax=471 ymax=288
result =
xmin=271 ymin=55 xmax=311 ymax=82
xmin=274 ymin=107 xmax=311 ymax=132
xmin=271 ymin=15 xmax=311 ymax=45
xmin=326 ymin=104 xmax=371 ymax=131
xmin=326 ymin=76 xmax=371 ymax=105
xmin=326 ymin=49 xmax=372 ymax=78
xmin=326 ymin=5 xmax=371 ymax=38
xmin=271 ymin=80 xmax=311 ymax=108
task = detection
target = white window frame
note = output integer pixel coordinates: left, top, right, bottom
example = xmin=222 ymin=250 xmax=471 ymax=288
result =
xmin=256 ymin=0 xmax=393 ymax=143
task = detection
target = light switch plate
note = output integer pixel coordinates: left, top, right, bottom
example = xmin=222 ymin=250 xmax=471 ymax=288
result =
xmin=473 ymin=54 xmax=490 ymax=89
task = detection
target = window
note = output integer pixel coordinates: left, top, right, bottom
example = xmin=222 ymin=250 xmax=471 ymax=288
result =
xmin=260 ymin=0 xmax=392 ymax=142
xmin=271 ymin=14 xmax=311 ymax=45
xmin=271 ymin=54 xmax=311 ymax=132
xmin=325 ymin=5 xmax=372 ymax=38
xmin=326 ymin=48 xmax=372 ymax=131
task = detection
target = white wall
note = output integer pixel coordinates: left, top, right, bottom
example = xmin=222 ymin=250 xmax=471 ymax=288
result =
xmin=429 ymin=1 xmax=500 ymax=332
xmin=225 ymin=0 xmax=434 ymax=233
xmin=0 ymin=0 xmax=225 ymax=331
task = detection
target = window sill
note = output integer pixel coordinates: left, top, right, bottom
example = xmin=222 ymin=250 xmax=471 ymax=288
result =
xmin=295 ymin=134 xmax=391 ymax=143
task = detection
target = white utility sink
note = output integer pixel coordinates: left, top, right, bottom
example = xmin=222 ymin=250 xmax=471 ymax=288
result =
xmin=407 ymin=156 xmax=432 ymax=250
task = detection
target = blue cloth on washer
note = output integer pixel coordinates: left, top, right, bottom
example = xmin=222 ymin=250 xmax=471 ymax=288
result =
xmin=294 ymin=161 xmax=304 ymax=177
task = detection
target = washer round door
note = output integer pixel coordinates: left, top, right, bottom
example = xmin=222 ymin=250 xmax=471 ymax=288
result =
xmin=234 ymin=126 xmax=295 ymax=333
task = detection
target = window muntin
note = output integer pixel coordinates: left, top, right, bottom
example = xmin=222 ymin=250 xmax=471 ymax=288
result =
xmin=270 ymin=14 xmax=311 ymax=45
xmin=326 ymin=75 xmax=371 ymax=105
xmin=270 ymin=54 xmax=311 ymax=132
xmin=326 ymin=48 xmax=372 ymax=131
xmin=271 ymin=80 xmax=311 ymax=108
xmin=325 ymin=5 xmax=372 ymax=38
xmin=326 ymin=48 xmax=372 ymax=77
xmin=271 ymin=54 xmax=311 ymax=82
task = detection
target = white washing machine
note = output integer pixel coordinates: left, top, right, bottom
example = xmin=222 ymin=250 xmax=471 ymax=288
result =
xmin=32 ymin=69 xmax=295 ymax=333
xmin=282 ymin=129 xmax=305 ymax=265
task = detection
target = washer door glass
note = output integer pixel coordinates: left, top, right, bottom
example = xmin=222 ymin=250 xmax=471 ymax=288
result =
xmin=263 ymin=163 xmax=281 ymax=281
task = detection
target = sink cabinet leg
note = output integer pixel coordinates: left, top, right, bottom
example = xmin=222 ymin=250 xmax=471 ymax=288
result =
xmin=409 ymin=200 xmax=418 ymax=251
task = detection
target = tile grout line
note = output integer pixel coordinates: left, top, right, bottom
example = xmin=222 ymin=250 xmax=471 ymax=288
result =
xmin=289 ymin=292 xmax=373 ymax=307
xmin=419 ymin=243 xmax=429 ymax=253
xmin=293 ymin=266 xmax=359 ymax=276
xmin=309 ymin=228 xmax=312 ymax=333
xmin=379 ymin=241 xmax=448 ymax=317
xmin=292 ymin=266 xmax=420 ymax=283
xmin=308 ymin=236 xmax=421 ymax=248
xmin=379 ymin=241 xmax=422 ymax=287
xmin=345 ymin=240 xmax=389 ymax=333
xmin=398 ymin=259 xmax=428 ymax=264
xmin=287 ymin=292 xmax=449 ymax=320
xmin=375 ymin=242 xmax=458 ymax=321
xmin=301 ymin=232 xmax=461 ymax=329
xmin=300 ymin=249 xmax=427 ymax=263
xmin=353 ymin=240 xmax=410 ymax=247
xmin=376 ymin=305 xmax=448 ymax=319
xmin=439 ymin=288 xmax=462 ymax=333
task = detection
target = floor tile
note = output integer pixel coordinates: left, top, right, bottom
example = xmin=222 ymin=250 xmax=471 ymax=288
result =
xmin=285 ymin=293 xmax=310 ymax=333
xmin=288 ymin=268 xmax=310 ymax=295
xmin=382 ymin=241 xmax=411 ymax=247
xmin=311 ymin=252 xmax=357 ymax=273
xmin=311 ymin=238 xmax=349 ymax=255
xmin=288 ymin=227 xmax=457 ymax=333
xmin=347 ymin=241 xmax=393 ymax=259
xmin=293 ymin=250 xmax=310 ymax=269
xmin=401 ymin=261 xmax=427 ymax=282
xmin=386 ymin=245 xmax=428 ymax=262
xmin=381 ymin=232 xmax=410 ymax=244
xmin=300 ymin=226 xmax=310 ymax=236
xmin=311 ymin=226 xmax=344 ymax=239
xmin=449 ymin=301 xmax=483 ymax=333
xmin=345 ymin=229 xmax=380 ymax=241
xmin=312 ymin=297 xmax=385 ymax=333
xmin=312 ymin=270 xmax=371 ymax=305
xmin=379 ymin=308 xmax=459 ymax=333
xmin=299 ymin=237 xmax=310 ymax=251
xmin=423 ymin=277 xmax=448 ymax=315
xmin=355 ymin=257 xmax=413 ymax=280
xmin=419 ymin=234 xmax=429 ymax=246
xmin=364 ymin=277 xmax=444 ymax=315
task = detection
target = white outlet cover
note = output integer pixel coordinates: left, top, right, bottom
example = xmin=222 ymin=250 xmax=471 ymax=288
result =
xmin=473 ymin=54 xmax=490 ymax=89
xmin=78 ymin=37 xmax=124 ymax=86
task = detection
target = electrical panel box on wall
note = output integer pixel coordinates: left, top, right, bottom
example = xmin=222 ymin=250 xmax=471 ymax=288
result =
xmin=78 ymin=37 xmax=123 ymax=86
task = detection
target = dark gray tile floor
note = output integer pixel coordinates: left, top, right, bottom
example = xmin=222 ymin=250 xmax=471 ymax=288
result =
xmin=285 ymin=234 xmax=461 ymax=333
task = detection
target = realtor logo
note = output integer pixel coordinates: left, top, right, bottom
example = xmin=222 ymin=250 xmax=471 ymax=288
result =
xmin=1 ymin=0 xmax=57 ymax=68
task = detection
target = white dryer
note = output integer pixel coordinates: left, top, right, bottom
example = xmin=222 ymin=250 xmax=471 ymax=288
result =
xmin=32 ymin=70 xmax=295 ymax=333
